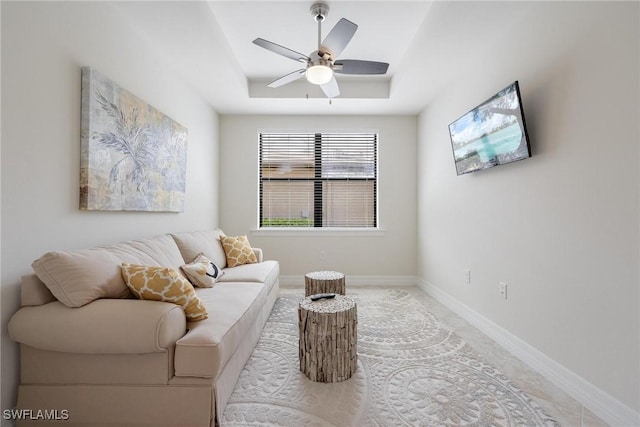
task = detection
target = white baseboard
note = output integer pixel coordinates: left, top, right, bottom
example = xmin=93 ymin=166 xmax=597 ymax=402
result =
xmin=279 ymin=274 xmax=418 ymax=288
xmin=417 ymin=278 xmax=639 ymax=427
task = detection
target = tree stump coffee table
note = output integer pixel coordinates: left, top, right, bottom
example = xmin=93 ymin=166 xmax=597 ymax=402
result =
xmin=304 ymin=270 xmax=345 ymax=296
xmin=298 ymin=294 xmax=357 ymax=383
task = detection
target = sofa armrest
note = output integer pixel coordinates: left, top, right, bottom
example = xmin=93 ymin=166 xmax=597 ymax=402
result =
xmin=252 ymin=248 xmax=263 ymax=263
xmin=8 ymin=299 xmax=186 ymax=354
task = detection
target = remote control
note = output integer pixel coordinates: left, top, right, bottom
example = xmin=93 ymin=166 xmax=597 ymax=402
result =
xmin=310 ymin=293 xmax=336 ymax=301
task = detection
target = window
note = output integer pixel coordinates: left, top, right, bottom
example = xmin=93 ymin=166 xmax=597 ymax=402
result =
xmin=259 ymin=132 xmax=377 ymax=228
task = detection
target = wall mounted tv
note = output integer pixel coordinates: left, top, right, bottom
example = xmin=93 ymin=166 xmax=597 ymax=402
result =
xmin=448 ymin=81 xmax=531 ymax=175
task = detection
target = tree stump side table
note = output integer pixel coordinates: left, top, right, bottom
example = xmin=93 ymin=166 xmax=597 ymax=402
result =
xmin=298 ymin=295 xmax=357 ymax=383
xmin=304 ymin=270 xmax=345 ymax=297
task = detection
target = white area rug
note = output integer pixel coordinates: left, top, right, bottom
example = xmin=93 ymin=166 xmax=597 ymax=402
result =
xmin=222 ymin=288 xmax=559 ymax=426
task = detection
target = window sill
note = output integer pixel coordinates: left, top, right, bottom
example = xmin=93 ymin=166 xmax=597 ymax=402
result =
xmin=251 ymin=228 xmax=386 ymax=237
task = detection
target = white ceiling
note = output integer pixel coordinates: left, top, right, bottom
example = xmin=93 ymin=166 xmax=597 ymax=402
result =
xmin=114 ymin=1 xmax=536 ymax=115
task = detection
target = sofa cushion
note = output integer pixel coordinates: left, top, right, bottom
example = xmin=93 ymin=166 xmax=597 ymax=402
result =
xmin=181 ymin=254 xmax=224 ymax=288
xmin=32 ymin=234 xmax=185 ymax=308
xmin=220 ymin=235 xmax=258 ymax=268
xmin=122 ymin=263 xmax=208 ymax=322
xmin=218 ymin=260 xmax=279 ymax=284
xmin=171 ymin=229 xmax=227 ymax=269
xmin=173 ymin=281 xmax=272 ymax=379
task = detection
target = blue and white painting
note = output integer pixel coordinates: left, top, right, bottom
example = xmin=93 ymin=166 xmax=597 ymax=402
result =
xmin=80 ymin=67 xmax=187 ymax=211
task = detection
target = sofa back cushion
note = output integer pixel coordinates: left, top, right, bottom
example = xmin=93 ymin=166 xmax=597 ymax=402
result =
xmin=171 ymin=229 xmax=227 ymax=269
xmin=32 ymin=234 xmax=185 ymax=308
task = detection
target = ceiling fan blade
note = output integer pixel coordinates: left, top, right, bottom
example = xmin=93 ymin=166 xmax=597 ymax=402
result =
xmin=334 ymin=60 xmax=389 ymax=75
xmin=320 ymin=18 xmax=357 ymax=59
xmin=320 ymin=76 xmax=340 ymax=98
xmin=268 ymin=69 xmax=306 ymax=88
xmin=253 ymin=38 xmax=310 ymax=63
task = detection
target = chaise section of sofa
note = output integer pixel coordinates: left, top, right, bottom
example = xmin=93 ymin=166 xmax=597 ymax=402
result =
xmin=8 ymin=229 xmax=279 ymax=427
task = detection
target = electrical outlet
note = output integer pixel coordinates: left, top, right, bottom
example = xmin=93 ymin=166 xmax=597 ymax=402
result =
xmin=499 ymin=282 xmax=507 ymax=299
xmin=320 ymin=250 xmax=327 ymax=260
xmin=465 ymin=269 xmax=471 ymax=284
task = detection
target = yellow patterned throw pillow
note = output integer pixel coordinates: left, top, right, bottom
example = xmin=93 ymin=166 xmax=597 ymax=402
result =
xmin=121 ymin=263 xmax=208 ymax=321
xmin=220 ymin=235 xmax=258 ymax=268
xmin=181 ymin=253 xmax=224 ymax=288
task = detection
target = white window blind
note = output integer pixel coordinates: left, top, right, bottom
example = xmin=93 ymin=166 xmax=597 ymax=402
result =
xmin=259 ymin=132 xmax=377 ymax=228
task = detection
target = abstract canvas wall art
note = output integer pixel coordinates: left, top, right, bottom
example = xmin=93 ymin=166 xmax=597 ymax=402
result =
xmin=80 ymin=67 xmax=187 ymax=212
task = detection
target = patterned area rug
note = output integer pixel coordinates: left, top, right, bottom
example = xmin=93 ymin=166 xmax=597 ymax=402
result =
xmin=222 ymin=288 xmax=559 ymax=426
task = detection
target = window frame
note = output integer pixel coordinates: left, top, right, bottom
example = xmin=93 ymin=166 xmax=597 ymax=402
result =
xmin=257 ymin=130 xmax=380 ymax=231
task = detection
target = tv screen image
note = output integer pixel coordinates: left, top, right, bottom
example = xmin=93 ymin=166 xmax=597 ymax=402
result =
xmin=448 ymin=81 xmax=531 ymax=175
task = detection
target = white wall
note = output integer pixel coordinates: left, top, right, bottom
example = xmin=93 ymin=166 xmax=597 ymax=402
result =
xmin=417 ymin=1 xmax=639 ymax=412
xmin=1 ymin=2 xmax=220 ymax=412
xmin=219 ymin=115 xmax=417 ymax=278
xmin=2 ymin=0 xmax=637 ymax=421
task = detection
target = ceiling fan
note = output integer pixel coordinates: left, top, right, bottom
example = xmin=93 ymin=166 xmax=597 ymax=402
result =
xmin=252 ymin=2 xmax=389 ymax=99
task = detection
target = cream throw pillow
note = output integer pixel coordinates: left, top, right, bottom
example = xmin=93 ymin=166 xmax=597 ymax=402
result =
xmin=121 ymin=263 xmax=208 ymax=321
xmin=220 ymin=235 xmax=258 ymax=268
xmin=181 ymin=253 xmax=224 ymax=288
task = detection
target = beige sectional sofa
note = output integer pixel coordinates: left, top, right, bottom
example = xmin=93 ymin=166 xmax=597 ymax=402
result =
xmin=8 ymin=229 xmax=280 ymax=427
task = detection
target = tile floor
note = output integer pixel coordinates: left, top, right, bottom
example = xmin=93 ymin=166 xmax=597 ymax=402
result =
xmin=401 ymin=286 xmax=610 ymax=427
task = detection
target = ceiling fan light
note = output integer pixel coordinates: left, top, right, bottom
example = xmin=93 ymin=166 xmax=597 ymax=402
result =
xmin=306 ymin=64 xmax=333 ymax=85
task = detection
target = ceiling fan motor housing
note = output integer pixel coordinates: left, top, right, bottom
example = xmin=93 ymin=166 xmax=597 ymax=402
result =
xmin=310 ymin=2 xmax=329 ymax=22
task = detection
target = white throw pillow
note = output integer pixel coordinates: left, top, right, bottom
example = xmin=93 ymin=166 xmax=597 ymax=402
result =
xmin=181 ymin=253 xmax=224 ymax=288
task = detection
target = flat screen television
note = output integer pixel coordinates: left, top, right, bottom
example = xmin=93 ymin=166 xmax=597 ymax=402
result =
xmin=448 ymin=81 xmax=531 ymax=175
